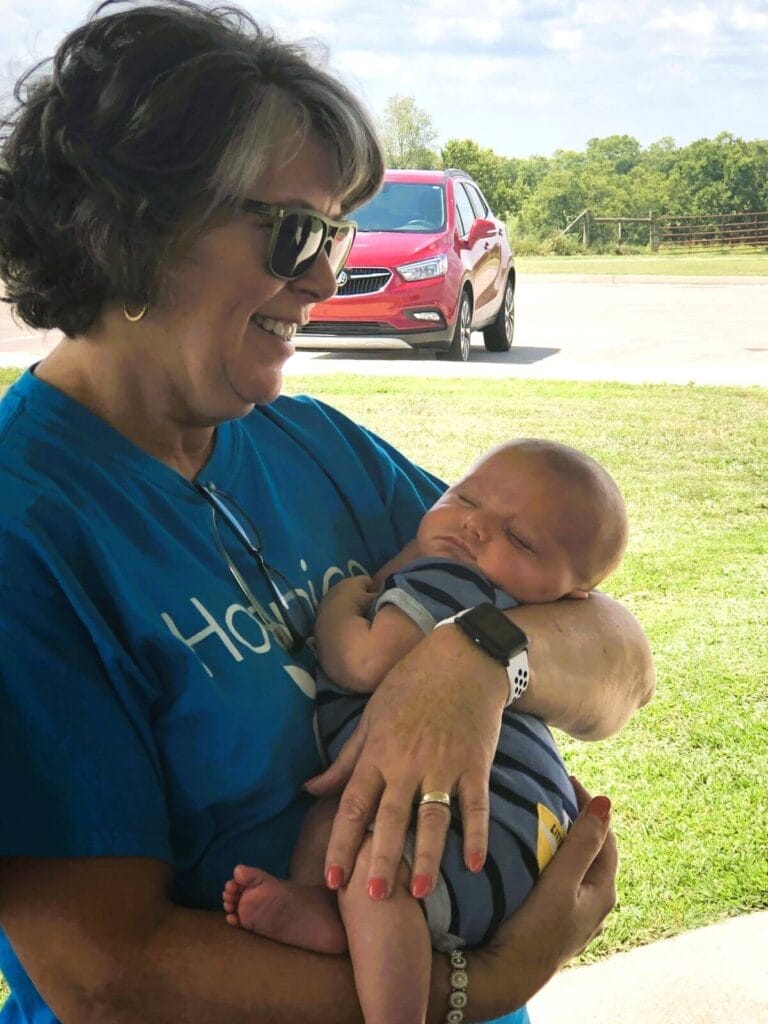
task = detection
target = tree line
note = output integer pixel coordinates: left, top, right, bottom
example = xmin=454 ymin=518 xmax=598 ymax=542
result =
xmin=378 ymin=95 xmax=768 ymax=248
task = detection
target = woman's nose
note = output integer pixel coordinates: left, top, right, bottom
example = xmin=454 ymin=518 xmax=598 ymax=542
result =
xmin=294 ymin=247 xmax=339 ymax=303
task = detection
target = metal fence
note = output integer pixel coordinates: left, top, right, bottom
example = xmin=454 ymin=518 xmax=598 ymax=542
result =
xmin=657 ymin=211 xmax=768 ymax=250
xmin=559 ymin=209 xmax=768 ymax=251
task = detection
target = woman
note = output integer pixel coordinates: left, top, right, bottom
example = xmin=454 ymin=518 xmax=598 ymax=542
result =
xmin=0 ymin=3 xmax=654 ymax=1022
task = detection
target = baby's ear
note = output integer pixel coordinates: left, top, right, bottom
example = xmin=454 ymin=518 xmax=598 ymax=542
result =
xmin=565 ymin=588 xmax=590 ymax=600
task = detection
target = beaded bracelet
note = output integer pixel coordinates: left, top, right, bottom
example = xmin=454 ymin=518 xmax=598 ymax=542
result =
xmin=445 ymin=949 xmax=469 ymax=1023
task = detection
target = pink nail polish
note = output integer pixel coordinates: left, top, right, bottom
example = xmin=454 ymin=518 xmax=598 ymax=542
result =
xmin=411 ymin=874 xmax=431 ymax=899
xmin=368 ymin=877 xmax=388 ymax=900
xmin=469 ymin=851 xmax=485 ymax=873
xmin=326 ymin=865 xmax=344 ymax=890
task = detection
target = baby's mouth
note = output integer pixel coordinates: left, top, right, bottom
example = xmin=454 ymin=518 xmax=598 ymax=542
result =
xmin=441 ymin=536 xmax=474 ymax=560
xmin=250 ymin=313 xmax=297 ymax=340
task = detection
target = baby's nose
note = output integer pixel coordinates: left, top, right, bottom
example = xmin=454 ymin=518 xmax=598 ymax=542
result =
xmin=464 ymin=508 xmax=490 ymax=539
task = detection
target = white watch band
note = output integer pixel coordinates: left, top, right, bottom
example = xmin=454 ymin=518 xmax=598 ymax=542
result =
xmin=433 ymin=613 xmax=529 ymax=708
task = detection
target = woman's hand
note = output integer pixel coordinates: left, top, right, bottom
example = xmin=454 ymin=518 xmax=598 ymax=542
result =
xmin=465 ymin=779 xmax=618 ymax=1018
xmin=305 ymin=624 xmax=508 ymax=898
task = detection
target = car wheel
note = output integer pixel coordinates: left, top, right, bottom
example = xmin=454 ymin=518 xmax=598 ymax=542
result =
xmin=483 ymin=276 xmax=515 ymax=352
xmin=440 ymin=291 xmax=472 ymax=362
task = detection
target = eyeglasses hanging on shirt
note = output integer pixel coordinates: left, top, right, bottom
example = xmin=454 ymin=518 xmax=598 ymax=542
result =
xmin=194 ymin=481 xmax=313 ymax=652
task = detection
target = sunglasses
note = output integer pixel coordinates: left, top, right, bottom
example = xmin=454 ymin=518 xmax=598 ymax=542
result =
xmin=195 ymin=481 xmax=313 ymax=651
xmin=238 ymin=198 xmax=356 ymax=281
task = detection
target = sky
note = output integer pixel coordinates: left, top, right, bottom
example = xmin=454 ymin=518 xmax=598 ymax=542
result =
xmin=1 ymin=0 xmax=767 ymax=159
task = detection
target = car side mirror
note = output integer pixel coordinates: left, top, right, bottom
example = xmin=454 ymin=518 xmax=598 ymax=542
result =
xmin=467 ymin=218 xmax=497 ymax=244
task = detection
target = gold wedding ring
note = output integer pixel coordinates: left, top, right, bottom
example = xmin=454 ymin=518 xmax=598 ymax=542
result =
xmin=419 ymin=790 xmax=452 ymax=808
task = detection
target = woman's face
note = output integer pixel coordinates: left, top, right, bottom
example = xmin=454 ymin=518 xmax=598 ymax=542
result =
xmin=147 ymin=135 xmax=343 ymax=421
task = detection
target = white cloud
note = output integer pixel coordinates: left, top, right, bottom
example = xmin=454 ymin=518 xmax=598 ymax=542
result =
xmin=1 ymin=0 xmax=766 ymax=159
xmin=571 ymin=1 xmax=623 ymax=27
xmin=336 ymin=49 xmax=402 ymax=81
xmin=417 ymin=15 xmax=506 ymax=46
xmin=547 ymin=27 xmax=584 ymax=51
xmin=729 ymin=4 xmax=768 ymax=31
xmin=649 ymin=4 xmax=719 ymax=36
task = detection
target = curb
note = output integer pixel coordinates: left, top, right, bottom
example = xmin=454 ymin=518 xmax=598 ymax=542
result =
xmin=528 ymin=911 xmax=768 ymax=1024
xmin=520 ymin=274 xmax=768 ymax=285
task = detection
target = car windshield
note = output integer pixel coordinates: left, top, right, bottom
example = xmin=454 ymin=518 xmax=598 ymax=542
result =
xmin=354 ymin=182 xmax=446 ymax=233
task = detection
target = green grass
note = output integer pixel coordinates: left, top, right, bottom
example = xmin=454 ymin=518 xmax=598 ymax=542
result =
xmin=517 ymin=252 xmax=768 ymax=276
xmin=0 ymin=370 xmax=765 ymax=1003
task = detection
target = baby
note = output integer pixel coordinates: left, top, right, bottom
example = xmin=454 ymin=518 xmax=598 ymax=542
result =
xmin=223 ymin=437 xmax=628 ymax=1024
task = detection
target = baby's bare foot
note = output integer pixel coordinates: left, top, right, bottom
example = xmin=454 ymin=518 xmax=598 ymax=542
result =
xmin=222 ymin=864 xmax=348 ymax=955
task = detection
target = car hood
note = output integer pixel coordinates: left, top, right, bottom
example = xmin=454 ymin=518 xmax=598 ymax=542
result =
xmin=347 ymin=231 xmax=450 ymax=267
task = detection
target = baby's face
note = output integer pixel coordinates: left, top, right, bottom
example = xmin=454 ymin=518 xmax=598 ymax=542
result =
xmin=416 ymin=448 xmax=592 ymax=603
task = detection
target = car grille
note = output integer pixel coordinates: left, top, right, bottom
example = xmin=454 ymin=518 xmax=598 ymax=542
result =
xmin=336 ymin=267 xmax=392 ymax=296
xmin=298 ymin=321 xmax=394 ymax=336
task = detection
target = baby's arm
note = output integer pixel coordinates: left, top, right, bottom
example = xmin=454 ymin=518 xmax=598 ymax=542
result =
xmin=314 ymin=576 xmax=424 ymax=692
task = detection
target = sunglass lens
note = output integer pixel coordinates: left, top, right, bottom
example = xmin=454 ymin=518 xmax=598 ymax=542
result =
xmin=326 ymin=225 xmax=356 ymax=275
xmin=271 ymin=212 xmax=325 ymax=279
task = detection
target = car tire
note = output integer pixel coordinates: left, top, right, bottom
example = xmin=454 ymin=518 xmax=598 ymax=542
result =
xmin=482 ymin=276 xmax=515 ymax=352
xmin=439 ymin=290 xmax=473 ymax=362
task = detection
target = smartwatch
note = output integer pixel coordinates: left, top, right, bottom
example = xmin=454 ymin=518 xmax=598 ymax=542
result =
xmin=435 ymin=603 xmax=529 ymax=707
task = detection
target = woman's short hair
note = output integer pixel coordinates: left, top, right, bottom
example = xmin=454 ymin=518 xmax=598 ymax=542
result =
xmin=0 ymin=0 xmax=384 ymax=336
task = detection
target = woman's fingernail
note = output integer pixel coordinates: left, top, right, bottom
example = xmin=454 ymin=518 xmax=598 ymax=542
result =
xmin=368 ymin=877 xmax=388 ymax=900
xmin=326 ymin=866 xmax=344 ymax=890
xmin=469 ymin=851 xmax=485 ymax=873
xmin=411 ymin=874 xmax=431 ymax=899
xmin=587 ymin=796 xmax=612 ymax=822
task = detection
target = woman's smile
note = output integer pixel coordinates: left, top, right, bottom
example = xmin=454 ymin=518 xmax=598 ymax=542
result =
xmin=249 ymin=312 xmax=299 ymax=340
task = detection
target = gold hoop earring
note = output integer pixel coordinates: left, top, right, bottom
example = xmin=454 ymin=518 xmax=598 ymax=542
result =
xmin=123 ymin=303 xmax=148 ymax=323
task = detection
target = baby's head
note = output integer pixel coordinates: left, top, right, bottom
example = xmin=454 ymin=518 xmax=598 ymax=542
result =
xmin=416 ymin=438 xmax=628 ymax=603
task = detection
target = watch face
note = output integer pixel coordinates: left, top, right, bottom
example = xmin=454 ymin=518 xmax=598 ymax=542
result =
xmin=457 ymin=603 xmax=528 ymax=661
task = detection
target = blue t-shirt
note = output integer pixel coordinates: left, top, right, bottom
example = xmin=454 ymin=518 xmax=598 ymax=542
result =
xmin=0 ymin=369 xmax=527 ymax=1024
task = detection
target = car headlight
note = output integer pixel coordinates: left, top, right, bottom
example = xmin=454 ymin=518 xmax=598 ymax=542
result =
xmin=396 ymin=254 xmax=448 ymax=282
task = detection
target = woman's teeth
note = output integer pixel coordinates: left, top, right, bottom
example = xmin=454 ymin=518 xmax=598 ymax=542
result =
xmin=250 ymin=313 xmax=297 ymax=340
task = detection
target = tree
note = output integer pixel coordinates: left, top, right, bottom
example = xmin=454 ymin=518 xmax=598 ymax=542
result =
xmin=378 ymin=95 xmax=439 ymax=170
xmin=374 ymin=117 xmax=768 ymax=241
xmin=441 ymin=138 xmax=518 ymax=217
xmin=586 ymin=135 xmax=642 ymax=175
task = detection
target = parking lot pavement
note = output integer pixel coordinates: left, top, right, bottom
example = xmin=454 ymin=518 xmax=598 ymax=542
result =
xmin=3 ymin=276 xmax=768 ymax=387
xmin=290 ymin=275 xmax=768 ymax=387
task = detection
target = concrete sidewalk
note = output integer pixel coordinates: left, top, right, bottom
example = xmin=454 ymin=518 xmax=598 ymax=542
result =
xmin=528 ymin=911 xmax=768 ymax=1024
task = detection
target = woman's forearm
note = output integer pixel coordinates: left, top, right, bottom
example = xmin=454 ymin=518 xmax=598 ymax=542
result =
xmin=4 ymin=888 xmax=525 ymax=1024
xmin=0 ymin=857 xmax=362 ymax=1024
xmin=134 ymin=908 xmax=532 ymax=1024
xmin=1 ymin=852 xmax=538 ymax=1024
xmin=508 ymin=593 xmax=655 ymax=739
xmin=100 ymin=906 xmax=365 ymax=1024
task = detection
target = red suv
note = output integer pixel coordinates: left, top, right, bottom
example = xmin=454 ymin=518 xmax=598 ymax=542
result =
xmin=298 ymin=168 xmax=515 ymax=361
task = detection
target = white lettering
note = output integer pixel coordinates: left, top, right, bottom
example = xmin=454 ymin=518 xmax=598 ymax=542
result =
xmin=160 ymin=557 xmax=374 ymax=687
xmin=226 ymin=604 xmax=271 ymax=653
xmin=283 ymin=664 xmax=317 ymax=699
xmin=161 ymin=597 xmax=244 ymax=674
xmin=292 ymin=586 xmax=316 ymax=615
xmin=322 ymin=565 xmax=346 ymax=596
